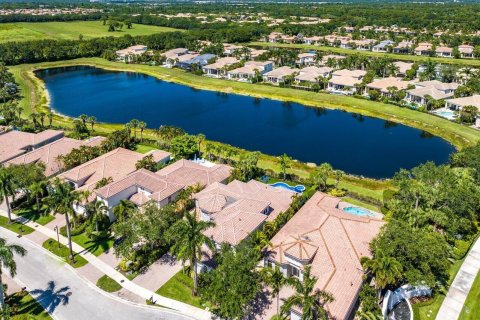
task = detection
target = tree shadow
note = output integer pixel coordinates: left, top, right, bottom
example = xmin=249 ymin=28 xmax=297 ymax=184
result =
xmin=80 ymin=236 xmax=114 ymax=255
xmin=246 ymin=287 xmax=272 ymax=320
xmin=30 ymin=281 xmax=70 ymax=313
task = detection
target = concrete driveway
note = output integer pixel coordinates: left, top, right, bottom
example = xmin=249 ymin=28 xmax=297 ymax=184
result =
xmin=0 ymin=227 xmax=195 ymax=320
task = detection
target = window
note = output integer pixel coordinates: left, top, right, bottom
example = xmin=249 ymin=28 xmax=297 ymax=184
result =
xmin=291 ymin=266 xmax=300 ymax=278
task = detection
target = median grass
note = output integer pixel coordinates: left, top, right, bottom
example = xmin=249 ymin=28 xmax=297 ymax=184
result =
xmin=249 ymin=41 xmax=480 ymax=68
xmin=156 ymin=269 xmax=203 ymax=309
xmin=459 ymin=271 xmax=480 ymax=320
xmin=0 ymin=216 xmax=34 ymax=235
xmin=6 ymin=290 xmax=52 ymax=320
xmin=96 ymin=275 xmax=122 ymax=293
xmin=42 ymin=239 xmax=88 ymax=268
xmin=0 ymin=21 xmax=181 ymax=43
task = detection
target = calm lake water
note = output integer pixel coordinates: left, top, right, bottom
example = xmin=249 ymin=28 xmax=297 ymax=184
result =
xmin=36 ymin=66 xmax=455 ymax=178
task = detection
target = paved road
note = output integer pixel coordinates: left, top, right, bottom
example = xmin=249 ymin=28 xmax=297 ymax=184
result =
xmin=0 ymin=228 xmax=195 ymax=320
xmin=436 ymin=237 xmax=480 ymax=320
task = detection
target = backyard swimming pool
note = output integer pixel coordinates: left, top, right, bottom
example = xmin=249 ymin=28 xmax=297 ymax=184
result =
xmin=342 ymin=206 xmax=374 ymax=217
xmin=432 ymin=109 xmax=456 ymax=120
xmin=269 ymin=182 xmax=306 ymax=193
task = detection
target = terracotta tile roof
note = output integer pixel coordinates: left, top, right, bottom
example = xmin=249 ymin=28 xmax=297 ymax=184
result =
xmin=394 ymin=61 xmax=413 ymax=74
xmin=0 ymin=129 xmax=64 ymax=164
xmin=58 ymin=148 xmax=148 ymax=192
xmin=407 ymin=86 xmax=453 ymax=100
xmin=416 ymin=80 xmax=459 ymax=91
xmin=446 ymin=95 xmax=480 ymax=109
xmin=264 ymin=66 xmax=299 ymax=78
xmin=332 ymin=69 xmax=366 ymax=78
xmin=156 ymin=159 xmax=232 ymax=188
xmin=203 ymin=57 xmax=239 ymax=70
xmin=268 ymin=192 xmax=384 ymax=320
xmin=195 ymin=180 xmax=295 ymax=245
xmin=6 ymin=136 xmax=104 ymax=177
xmin=367 ymin=77 xmax=413 ymax=93
xmin=295 ymin=66 xmax=332 ymax=82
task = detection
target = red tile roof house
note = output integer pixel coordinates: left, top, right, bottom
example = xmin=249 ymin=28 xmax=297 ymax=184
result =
xmin=95 ymin=168 xmax=184 ymax=221
xmin=294 ymin=66 xmax=333 ymax=87
xmin=414 ymin=42 xmax=433 ymax=56
xmin=194 ymin=179 xmax=296 ymax=271
xmin=366 ymin=77 xmax=413 ymax=97
xmin=458 ymin=45 xmax=474 ymax=58
xmin=0 ymin=129 xmax=64 ymax=164
xmin=435 ymin=46 xmax=453 ymax=58
xmin=58 ymin=148 xmax=171 ymax=215
xmin=295 ymin=52 xmax=317 ymax=66
xmin=202 ymin=57 xmax=239 ymax=78
xmin=445 ymin=94 xmax=480 ymax=114
xmin=161 ymin=48 xmax=190 ymax=68
xmin=227 ymin=61 xmax=274 ymax=82
xmin=115 ymin=45 xmax=148 ymax=63
xmin=6 ymin=136 xmax=104 ymax=178
xmin=265 ymin=192 xmax=384 ymax=320
xmin=327 ymin=69 xmax=367 ymax=95
xmin=405 ymin=80 xmax=459 ymax=106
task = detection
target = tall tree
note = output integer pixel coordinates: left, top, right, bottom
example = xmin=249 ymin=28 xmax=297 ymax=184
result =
xmin=0 ymin=237 xmax=27 ymax=310
xmin=43 ymin=179 xmax=80 ymax=263
xmin=112 ymin=199 xmax=136 ymax=222
xmin=278 ymin=153 xmax=292 ymax=180
xmin=262 ymin=265 xmax=288 ymax=317
xmin=281 ymin=266 xmax=334 ymax=320
xmin=0 ymin=167 xmax=15 ymax=223
xmin=167 ymin=211 xmax=215 ymax=296
xmin=361 ymin=250 xmax=403 ymax=299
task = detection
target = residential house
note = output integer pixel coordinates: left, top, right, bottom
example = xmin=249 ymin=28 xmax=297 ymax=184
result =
xmin=176 ymin=54 xmax=216 ymax=70
xmin=6 ymin=136 xmax=104 ymax=177
xmin=392 ymin=41 xmax=413 ymax=54
xmin=250 ymin=49 xmax=267 ymax=59
xmin=320 ymin=54 xmax=345 ymax=66
xmin=266 ymin=192 xmax=384 ymax=320
xmin=294 ymin=66 xmax=332 ymax=86
xmin=161 ymin=48 xmax=189 ymax=67
xmin=353 ymin=39 xmax=376 ymax=51
xmin=414 ymin=42 xmax=433 ymax=56
xmin=116 ymin=45 xmax=148 ymax=62
xmin=303 ymin=36 xmax=322 ymax=45
xmin=195 ymin=180 xmax=295 ymax=248
xmin=263 ymin=66 xmax=299 ymax=85
xmin=0 ymin=129 xmax=64 ymax=164
xmin=372 ymin=40 xmax=395 ymax=52
xmin=366 ymin=77 xmax=413 ymax=97
xmin=202 ymin=57 xmax=239 ymax=78
xmin=445 ymin=95 xmax=480 ymax=112
xmin=156 ymin=159 xmax=232 ymax=188
xmin=223 ymin=43 xmax=244 ymax=56
xmin=227 ymin=61 xmax=274 ymax=82
xmin=458 ymin=45 xmax=474 ymax=59
xmin=405 ymin=80 xmax=459 ymax=106
xmin=393 ymin=61 xmax=414 ymax=78
xmin=435 ymin=46 xmax=453 ymax=58
xmin=267 ymin=32 xmax=283 ymax=43
xmin=327 ymin=69 xmax=367 ymax=94
xmin=295 ymin=52 xmax=316 ymax=66
xmin=95 ymin=168 xmax=184 ymax=221
xmin=58 ymin=148 xmax=170 ymax=214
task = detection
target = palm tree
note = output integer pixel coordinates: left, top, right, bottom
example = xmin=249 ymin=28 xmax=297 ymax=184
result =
xmin=47 ymin=111 xmax=53 ymax=127
xmin=16 ymin=106 xmax=23 ymax=121
xmin=39 ymin=112 xmax=46 ymax=128
xmin=281 ymin=266 xmax=334 ymax=320
xmin=78 ymin=114 xmax=88 ymax=126
xmin=334 ymin=170 xmax=344 ymax=188
xmin=278 ymin=153 xmax=292 ymax=180
xmin=112 ymin=199 xmax=136 ymax=222
xmin=138 ymin=121 xmax=146 ymax=142
xmin=43 ymin=179 xmax=80 ymax=263
xmin=88 ymin=200 xmax=107 ymax=232
xmin=0 ymin=237 xmax=27 ymax=310
xmin=262 ymin=265 xmax=288 ymax=317
xmin=88 ymin=116 xmax=96 ymax=131
xmin=167 ymin=211 xmax=215 ymax=296
xmin=29 ymin=112 xmax=39 ymax=129
xmin=129 ymin=119 xmax=140 ymax=140
xmin=196 ymin=134 xmax=205 ymax=157
xmin=0 ymin=167 xmax=15 ymax=223
xmin=29 ymin=181 xmax=46 ymax=213
xmin=361 ymin=250 xmax=402 ymax=300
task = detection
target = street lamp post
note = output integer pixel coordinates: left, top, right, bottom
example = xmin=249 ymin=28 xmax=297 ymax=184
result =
xmin=53 ymin=226 xmax=60 ymax=248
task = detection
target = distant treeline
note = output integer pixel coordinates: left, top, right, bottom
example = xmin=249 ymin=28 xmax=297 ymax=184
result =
xmin=0 ymin=13 xmax=103 ymax=23
xmin=0 ymin=26 xmax=267 ymax=65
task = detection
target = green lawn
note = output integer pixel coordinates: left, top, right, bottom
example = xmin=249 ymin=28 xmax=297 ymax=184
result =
xmin=42 ymin=239 xmax=88 ymax=268
xmin=459 ymin=271 xmax=480 ymax=320
xmin=0 ymin=21 xmax=181 ymax=43
xmin=341 ymin=196 xmax=380 ymax=211
xmin=135 ymin=143 xmax=159 ymax=154
xmin=6 ymin=290 xmax=52 ymax=320
xmin=70 ymin=232 xmax=115 ymax=257
xmin=156 ymin=270 xmax=203 ymax=309
xmin=0 ymin=216 xmax=34 ymax=235
xmin=249 ymin=42 xmax=480 ymax=67
xmin=14 ymin=205 xmax=55 ymax=226
xmin=96 ymin=275 xmax=122 ymax=293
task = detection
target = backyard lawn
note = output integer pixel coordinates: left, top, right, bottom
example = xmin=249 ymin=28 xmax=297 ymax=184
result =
xmin=0 ymin=216 xmax=34 ymax=235
xmin=6 ymin=290 xmax=52 ymax=320
xmin=0 ymin=21 xmax=180 ymax=43
xmin=70 ymin=232 xmax=115 ymax=257
xmin=42 ymin=239 xmax=88 ymax=268
xmin=156 ymin=269 xmax=203 ymax=309
xmin=96 ymin=275 xmax=122 ymax=293
xmin=459 ymin=271 xmax=480 ymax=320
xmin=14 ymin=205 xmax=55 ymax=225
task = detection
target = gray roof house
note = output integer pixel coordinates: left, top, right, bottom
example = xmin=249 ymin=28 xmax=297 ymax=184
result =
xmin=177 ymin=54 xmax=216 ymax=70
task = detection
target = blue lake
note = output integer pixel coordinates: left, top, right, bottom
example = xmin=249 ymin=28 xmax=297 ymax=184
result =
xmin=36 ymin=66 xmax=455 ymax=178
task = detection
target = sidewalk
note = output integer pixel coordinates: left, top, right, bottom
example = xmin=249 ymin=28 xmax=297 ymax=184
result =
xmin=0 ymin=210 xmax=212 ymax=320
xmin=436 ymin=237 xmax=480 ymax=320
